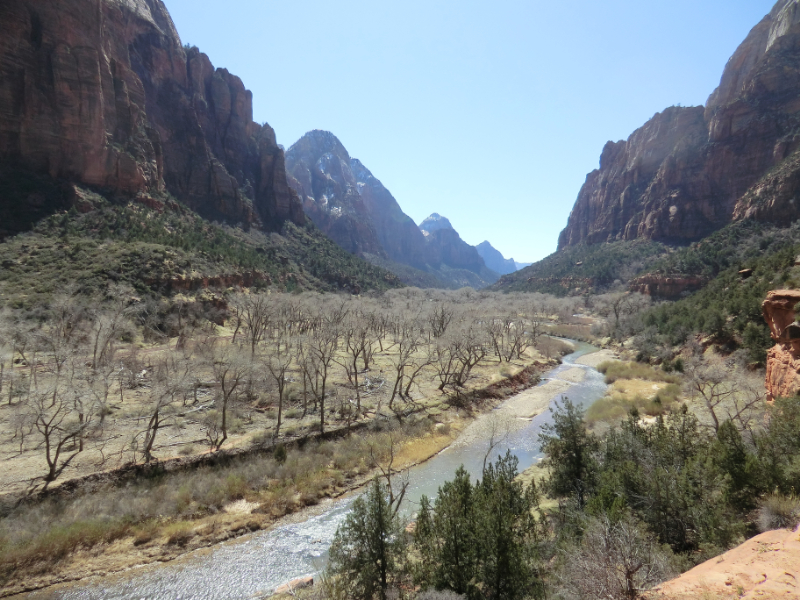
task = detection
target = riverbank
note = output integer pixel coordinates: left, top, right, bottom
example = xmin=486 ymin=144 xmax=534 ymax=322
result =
xmin=2 ymin=352 xmax=560 ymax=598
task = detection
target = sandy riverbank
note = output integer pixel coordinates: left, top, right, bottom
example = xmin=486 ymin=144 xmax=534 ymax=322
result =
xmin=575 ymin=348 xmax=619 ymax=368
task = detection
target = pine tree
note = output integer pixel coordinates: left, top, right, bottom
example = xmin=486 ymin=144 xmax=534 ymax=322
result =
xmin=327 ymin=477 xmax=406 ymax=600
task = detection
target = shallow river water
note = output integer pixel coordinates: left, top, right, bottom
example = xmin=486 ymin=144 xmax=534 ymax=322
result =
xmin=22 ymin=342 xmax=607 ymax=600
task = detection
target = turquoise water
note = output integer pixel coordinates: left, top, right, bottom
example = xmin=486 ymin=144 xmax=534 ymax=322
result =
xmin=20 ymin=342 xmax=606 ymax=600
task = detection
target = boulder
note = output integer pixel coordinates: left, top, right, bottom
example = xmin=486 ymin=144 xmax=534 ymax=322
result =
xmin=762 ymin=289 xmax=800 ymax=399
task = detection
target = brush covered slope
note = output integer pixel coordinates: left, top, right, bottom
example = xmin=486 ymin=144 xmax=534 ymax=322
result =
xmin=0 ymin=193 xmax=401 ymax=309
xmin=491 ymin=239 xmax=668 ymax=295
xmin=286 ymin=131 xmax=500 ymax=288
xmin=558 ymin=0 xmax=800 ymax=249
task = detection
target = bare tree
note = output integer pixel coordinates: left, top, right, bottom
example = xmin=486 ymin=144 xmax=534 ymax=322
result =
xmin=135 ymin=356 xmax=185 ymax=462
xmin=26 ymin=369 xmax=99 ymax=489
xmin=427 ymin=303 xmax=455 ymax=339
xmin=558 ymin=514 xmax=674 ymax=600
xmin=230 ymin=293 xmax=274 ymax=355
xmin=684 ymin=357 xmax=763 ymax=434
xmin=336 ymin=315 xmax=370 ymax=413
xmin=369 ymin=433 xmax=410 ymax=518
xmin=263 ymin=331 xmax=294 ymax=439
xmin=305 ymin=324 xmax=340 ymax=433
xmin=207 ymin=343 xmax=251 ymax=450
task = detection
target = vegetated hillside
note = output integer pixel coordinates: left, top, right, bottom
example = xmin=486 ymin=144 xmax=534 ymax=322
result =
xmin=0 ymin=194 xmax=402 ymax=308
xmin=559 ymin=0 xmax=800 ymax=249
xmin=639 ymin=222 xmax=800 ymax=363
xmin=491 ymin=239 xmax=668 ymax=295
xmin=286 ymin=131 xmax=499 ymax=289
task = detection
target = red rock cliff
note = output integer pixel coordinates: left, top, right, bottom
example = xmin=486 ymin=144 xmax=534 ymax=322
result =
xmin=763 ymin=289 xmax=800 ymax=400
xmin=0 ymin=0 xmax=304 ymax=234
xmin=559 ymin=0 xmax=800 ymax=249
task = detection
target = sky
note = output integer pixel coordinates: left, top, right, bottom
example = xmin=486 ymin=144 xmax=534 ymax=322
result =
xmin=163 ymin=0 xmax=777 ymax=264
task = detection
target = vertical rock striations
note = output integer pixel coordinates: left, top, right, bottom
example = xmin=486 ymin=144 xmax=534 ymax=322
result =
xmin=559 ymin=0 xmax=800 ymax=249
xmin=0 ymin=0 xmax=303 ymax=237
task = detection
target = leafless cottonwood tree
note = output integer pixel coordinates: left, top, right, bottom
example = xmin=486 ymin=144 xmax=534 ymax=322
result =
xmin=684 ymin=357 xmax=764 ymax=434
xmin=558 ymin=515 xmax=674 ymax=600
xmin=230 ymin=293 xmax=273 ymax=355
xmin=388 ymin=320 xmax=426 ymax=408
xmin=305 ymin=324 xmax=339 ymax=433
xmin=207 ymin=343 xmax=251 ymax=450
xmin=263 ymin=330 xmax=294 ymax=438
xmin=593 ymin=292 xmax=651 ymax=341
xmin=136 ymin=356 xmax=185 ymax=462
xmin=369 ymin=433 xmax=410 ymax=518
xmin=27 ymin=370 xmax=100 ymax=489
xmin=427 ymin=303 xmax=455 ymax=339
xmin=337 ymin=315 xmax=371 ymax=413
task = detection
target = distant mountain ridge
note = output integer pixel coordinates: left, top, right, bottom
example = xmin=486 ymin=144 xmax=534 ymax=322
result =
xmin=476 ymin=241 xmax=519 ymax=275
xmin=286 ymin=130 xmax=500 ymax=288
xmin=558 ymin=0 xmax=800 ymax=249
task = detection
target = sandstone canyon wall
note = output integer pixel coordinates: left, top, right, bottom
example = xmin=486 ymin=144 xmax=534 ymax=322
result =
xmin=559 ymin=0 xmax=800 ymax=249
xmin=0 ymin=0 xmax=304 ymax=239
xmin=763 ymin=289 xmax=800 ymax=399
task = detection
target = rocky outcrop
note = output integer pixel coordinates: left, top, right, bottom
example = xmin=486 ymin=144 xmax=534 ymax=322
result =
xmin=763 ymin=289 xmax=800 ymax=400
xmin=476 ymin=241 xmax=518 ymax=275
xmin=559 ymin=0 xmax=800 ymax=249
xmin=286 ymin=131 xmax=499 ymax=287
xmin=629 ymin=274 xmax=707 ymax=300
xmin=0 ymin=0 xmax=304 ymax=237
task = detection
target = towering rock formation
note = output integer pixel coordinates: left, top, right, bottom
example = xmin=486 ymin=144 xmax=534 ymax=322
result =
xmin=476 ymin=241 xmax=519 ymax=275
xmin=559 ymin=0 xmax=800 ymax=249
xmin=418 ymin=213 xmax=489 ymax=274
xmin=0 ymin=0 xmax=304 ymax=238
xmin=763 ymin=289 xmax=800 ymax=400
xmin=286 ymin=131 xmax=499 ymax=287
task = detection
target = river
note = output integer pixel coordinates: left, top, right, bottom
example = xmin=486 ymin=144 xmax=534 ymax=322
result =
xmin=21 ymin=342 xmax=607 ymax=600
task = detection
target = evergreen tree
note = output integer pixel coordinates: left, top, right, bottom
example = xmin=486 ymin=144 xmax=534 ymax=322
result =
xmin=414 ymin=454 xmax=545 ymax=600
xmin=538 ymin=398 xmax=599 ymax=508
xmin=327 ymin=477 xmax=406 ymax=600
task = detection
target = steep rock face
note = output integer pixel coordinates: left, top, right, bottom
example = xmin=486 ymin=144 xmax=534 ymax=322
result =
xmin=762 ymin=289 xmax=800 ymax=400
xmin=476 ymin=241 xmax=518 ymax=275
xmin=350 ymin=159 xmax=429 ymax=267
xmin=629 ymin=274 xmax=707 ymax=300
xmin=423 ymin=227 xmax=487 ymax=273
xmin=285 ymin=131 xmax=384 ymax=256
xmin=0 ymin=0 xmax=303 ymax=235
xmin=559 ymin=0 xmax=800 ymax=249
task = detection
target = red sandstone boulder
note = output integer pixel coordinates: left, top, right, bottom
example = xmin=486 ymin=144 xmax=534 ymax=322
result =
xmin=763 ymin=289 xmax=800 ymax=400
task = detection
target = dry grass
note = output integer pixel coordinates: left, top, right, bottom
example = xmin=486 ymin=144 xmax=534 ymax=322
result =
xmin=597 ymin=361 xmax=681 ymax=384
xmin=587 ymin=360 xmax=682 ymax=425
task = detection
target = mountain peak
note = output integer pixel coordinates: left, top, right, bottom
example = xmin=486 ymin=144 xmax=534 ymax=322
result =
xmin=419 ymin=213 xmax=454 ymax=234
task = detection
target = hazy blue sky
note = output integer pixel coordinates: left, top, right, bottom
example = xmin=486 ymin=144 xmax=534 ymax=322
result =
xmin=164 ymin=0 xmax=776 ymax=263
